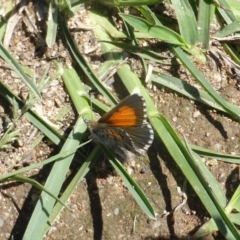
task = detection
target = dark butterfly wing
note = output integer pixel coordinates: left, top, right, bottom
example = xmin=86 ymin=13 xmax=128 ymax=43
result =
xmin=99 ymin=124 xmax=154 ymax=156
xmin=123 ymin=124 xmax=154 ymax=151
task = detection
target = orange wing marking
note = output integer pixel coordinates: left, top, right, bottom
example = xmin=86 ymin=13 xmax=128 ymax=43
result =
xmin=106 ymin=106 xmax=137 ymax=127
xmin=106 ymin=129 xmax=123 ymax=140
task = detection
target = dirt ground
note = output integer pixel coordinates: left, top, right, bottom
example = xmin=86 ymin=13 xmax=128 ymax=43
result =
xmin=0 ymin=1 xmax=239 ymax=240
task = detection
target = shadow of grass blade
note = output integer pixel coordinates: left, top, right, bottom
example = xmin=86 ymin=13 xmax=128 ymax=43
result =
xmin=47 ymin=145 xmax=102 ymax=227
xmin=103 ymin=147 xmax=155 ymax=219
xmin=11 ymin=175 xmax=69 ymax=209
xmin=0 ymin=142 xmax=89 ymax=182
xmin=23 ymin=80 xmax=88 ymax=240
xmin=0 ymin=43 xmax=41 ymax=98
xmin=23 ymin=117 xmax=86 ymax=240
xmin=0 ymin=16 xmax=7 ymax=42
xmin=153 ymin=115 xmax=239 ymax=239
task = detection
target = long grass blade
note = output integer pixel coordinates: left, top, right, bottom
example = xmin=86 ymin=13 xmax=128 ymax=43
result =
xmin=59 ymin=14 xmax=116 ymax=105
xmin=23 ymin=116 xmax=86 ymax=239
xmin=46 ymin=0 xmax=58 ymax=48
xmin=0 ymin=81 xmax=64 ymax=145
xmin=173 ymin=47 xmax=240 ymax=122
xmin=171 ymin=0 xmax=198 ymax=45
xmin=0 ymin=43 xmax=41 ymax=98
xmin=198 ymin=0 xmax=212 ymax=49
xmin=119 ymin=13 xmax=189 ymax=48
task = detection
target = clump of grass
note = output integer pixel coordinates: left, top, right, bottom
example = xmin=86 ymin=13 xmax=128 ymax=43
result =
xmin=0 ymin=1 xmax=240 ymax=239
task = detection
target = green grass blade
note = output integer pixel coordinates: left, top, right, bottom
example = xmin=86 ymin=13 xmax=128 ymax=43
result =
xmin=229 ymin=213 xmax=240 ymax=226
xmin=226 ymin=185 xmax=240 ymax=213
xmin=59 ymin=14 xmax=116 ymax=105
xmin=0 ymin=125 xmax=19 ymax=148
xmin=155 ymin=115 xmax=239 ymax=239
xmin=198 ymin=0 xmax=212 ymax=48
xmin=119 ymin=13 xmax=189 ymax=48
xmin=0 ymin=43 xmax=41 ymax=98
xmin=0 ymin=80 xmax=64 ymax=145
xmin=171 ymin=0 xmax=198 ymax=45
xmin=217 ymin=0 xmax=237 ymax=23
xmin=100 ymin=40 xmax=167 ymax=63
xmin=46 ymin=145 xmax=101 ymax=226
xmin=62 ymin=67 xmax=91 ymax=117
xmin=216 ymin=21 xmax=240 ymax=37
xmin=136 ymin=5 xmax=163 ymax=25
xmin=23 ymin=119 xmax=86 ymax=239
xmin=173 ymin=46 xmax=240 ymax=122
xmin=184 ymin=137 xmax=226 ymax=207
xmin=195 ymin=218 xmax=220 ymax=238
xmin=46 ymin=0 xmax=58 ymax=48
xmin=196 ymin=186 xmax=240 ymax=238
xmin=222 ymin=43 xmax=240 ymax=65
xmin=21 ymin=64 xmax=88 ymax=239
xmin=191 ymin=144 xmax=240 ymax=164
xmin=99 ymin=0 xmax=162 ymax=6
xmin=11 ymin=175 xmax=69 ymax=209
xmin=0 ymin=142 xmax=89 ymax=182
xmin=151 ymin=74 xmax=240 ymax=115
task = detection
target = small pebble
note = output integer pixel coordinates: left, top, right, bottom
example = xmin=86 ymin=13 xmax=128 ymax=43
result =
xmin=213 ymin=143 xmax=221 ymax=151
xmin=50 ymin=80 xmax=59 ymax=87
xmin=206 ymin=159 xmax=218 ymax=166
xmin=193 ymin=110 xmax=201 ymax=118
xmin=114 ymin=208 xmax=119 ymax=215
xmin=140 ymin=168 xmax=147 ymax=174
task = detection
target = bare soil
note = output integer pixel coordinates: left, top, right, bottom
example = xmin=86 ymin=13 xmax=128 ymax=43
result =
xmin=0 ymin=1 xmax=239 ymax=240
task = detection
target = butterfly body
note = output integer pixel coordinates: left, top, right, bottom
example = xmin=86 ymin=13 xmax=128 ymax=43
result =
xmin=85 ymin=94 xmax=154 ymax=159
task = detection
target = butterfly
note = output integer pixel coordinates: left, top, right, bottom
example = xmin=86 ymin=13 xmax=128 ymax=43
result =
xmin=85 ymin=94 xmax=154 ymax=160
